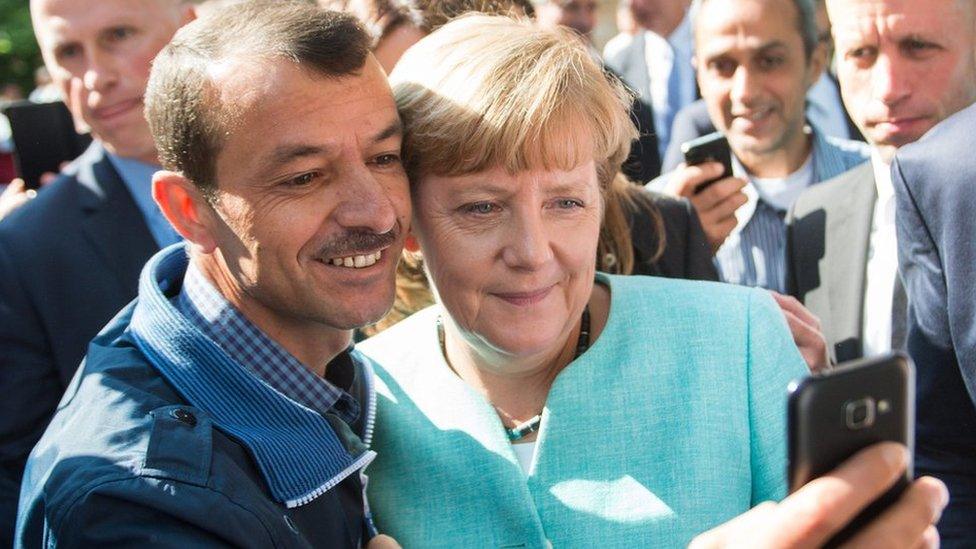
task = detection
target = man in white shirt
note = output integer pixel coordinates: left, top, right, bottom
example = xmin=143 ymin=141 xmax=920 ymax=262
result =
xmin=785 ymin=0 xmax=976 ymax=363
xmin=605 ymin=0 xmax=696 ymax=161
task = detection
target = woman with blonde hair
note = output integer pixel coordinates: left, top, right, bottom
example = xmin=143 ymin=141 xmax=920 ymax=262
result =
xmin=359 ymin=15 xmax=807 ymax=546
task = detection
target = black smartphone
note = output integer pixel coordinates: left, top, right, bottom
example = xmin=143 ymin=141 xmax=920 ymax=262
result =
xmin=2 ymin=100 xmax=92 ymax=189
xmin=680 ymin=131 xmax=733 ymax=194
xmin=788 ymin=353 xmax=914 ymax=548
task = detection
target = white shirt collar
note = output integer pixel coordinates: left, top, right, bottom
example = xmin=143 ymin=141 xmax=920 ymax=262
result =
xmin=871 ymin=147 xmax=894 ymax=207
xmin=727 ymin=148 xmax=815 ymax=238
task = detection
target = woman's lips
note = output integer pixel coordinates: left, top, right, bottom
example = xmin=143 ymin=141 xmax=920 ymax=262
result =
xmin=492 ymin=285 xmax=554 ymax=306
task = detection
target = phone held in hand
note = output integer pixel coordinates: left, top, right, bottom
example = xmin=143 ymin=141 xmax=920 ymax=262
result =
xmin=788 ymin=353 xmax=914 ymax=548
xmin=2 ymin=100 xmax=92 ymax=190
xmin=680 ymin=131 xmax=733 ymax=195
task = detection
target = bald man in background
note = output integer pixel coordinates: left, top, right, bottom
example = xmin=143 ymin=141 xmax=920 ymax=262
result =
xmin=0 ymin=1 xmax=196 ymax=542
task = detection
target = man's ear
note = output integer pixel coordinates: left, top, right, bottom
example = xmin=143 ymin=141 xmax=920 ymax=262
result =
xmin=153 ymin=171 xmax=218 ymax=253
xmin=179 ymin=3 xmax=197 ymax=26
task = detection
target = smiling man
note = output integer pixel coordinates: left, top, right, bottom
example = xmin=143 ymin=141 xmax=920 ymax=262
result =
xmin=0 ymin=0 xmax=195 ymax=543
xmin=15 ymin=3 xmax=408 ymax=547
xmin=650 ymin=0 xmax=867 ymax=293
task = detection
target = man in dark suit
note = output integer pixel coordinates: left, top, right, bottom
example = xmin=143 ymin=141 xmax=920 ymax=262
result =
xmin=786 ymin=0 xmax=976 ymax=363
xmin=605 ymin=0 xmax=694 ymax=181
xmin=0 ymin=0 xmax=195 ymax=543
xmin=892 ymin=102 xmax=976 ymax=545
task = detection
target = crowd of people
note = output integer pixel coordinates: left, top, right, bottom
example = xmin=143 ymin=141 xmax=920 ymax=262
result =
xmin=0 ymin=0 xmax=973 ymax=546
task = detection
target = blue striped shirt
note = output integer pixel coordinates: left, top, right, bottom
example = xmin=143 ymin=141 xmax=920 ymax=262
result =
xmin=175 ymin=261 xmax=360 ymax=425
xmin=649 ymin=128 xmax=868 ymax=293
xmin=715 ymin=131 xmax=867 ymax=292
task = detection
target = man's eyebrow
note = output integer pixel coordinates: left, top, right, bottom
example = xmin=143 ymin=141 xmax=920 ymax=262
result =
xmin=756 ymin=41 xmax=789 ymax=54
xmin=371 ymin=119 xmax=403 ymax=144
xmin=267 ymin=144 xmax=329 ymax=166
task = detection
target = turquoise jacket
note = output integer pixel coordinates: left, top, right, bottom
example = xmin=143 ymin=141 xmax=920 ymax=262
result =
xmin=360 ymin=274 xmax=808 ymax=548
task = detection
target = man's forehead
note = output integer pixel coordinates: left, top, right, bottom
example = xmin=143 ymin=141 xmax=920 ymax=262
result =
xmin=32 ymin=0 xmax=177 ymax=41
xmin=211 ymin=56 xmax=397 ymax=142
xmin=695 ymin=0 xmax=798 ymax=52
xmin=828 ymin=0 xmax=970 ymax=34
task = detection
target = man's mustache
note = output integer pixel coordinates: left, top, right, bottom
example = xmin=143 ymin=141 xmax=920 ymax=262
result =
xmin=314 ymin=227 xmax=398 ymax=259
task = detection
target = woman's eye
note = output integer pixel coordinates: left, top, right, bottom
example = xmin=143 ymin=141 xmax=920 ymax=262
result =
xmin=462 ymin=202 xmax=499 ymax=215
xmin=555 ymin=198 xmax=584 ymax=209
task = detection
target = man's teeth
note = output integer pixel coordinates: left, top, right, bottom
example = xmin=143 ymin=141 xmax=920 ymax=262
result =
xmin=328 ymin=251 xmax=382 ymax=268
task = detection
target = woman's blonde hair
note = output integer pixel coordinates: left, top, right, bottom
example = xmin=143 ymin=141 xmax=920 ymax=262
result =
xmin=364 ymin=15 xmax=661 ymax=335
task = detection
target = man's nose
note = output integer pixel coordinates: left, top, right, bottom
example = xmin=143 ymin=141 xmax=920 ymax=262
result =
xmin=333 ymin=167 xmax=402 ymax=235
xmin=730 ymin=66 xmax=759 ymax=106
xmin=871 ymin=53 xmax=910 ymax=106
xmin=82 ymin=49 xmax=119 ymax=93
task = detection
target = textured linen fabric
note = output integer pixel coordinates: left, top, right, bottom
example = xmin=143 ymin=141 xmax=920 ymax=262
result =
xmin=359 ymin=273 xmax=807 ymax=548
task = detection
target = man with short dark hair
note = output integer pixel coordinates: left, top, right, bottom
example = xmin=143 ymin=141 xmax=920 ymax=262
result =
xmin=0 ymin=0 xmax=195 ymax=543
xmin=15 ymin=4 xmax=408 ymax=546
xmin=650 ymin=0 xmax=866 ymax=286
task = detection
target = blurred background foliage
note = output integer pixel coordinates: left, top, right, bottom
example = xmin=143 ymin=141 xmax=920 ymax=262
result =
xmin=0 ymin=0 xmax=42 ymax=96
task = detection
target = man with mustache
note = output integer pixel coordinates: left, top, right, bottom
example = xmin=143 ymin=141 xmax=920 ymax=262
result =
xmin=15 ymin=2 xmax=946 ymax=547
xmin=0 ymin=0 xmax=196 ymax=543
xmin=15 ymin=3 xmax=408 ymax=546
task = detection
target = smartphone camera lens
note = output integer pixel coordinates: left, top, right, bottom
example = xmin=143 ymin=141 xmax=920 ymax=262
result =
xmin=845 ymin=397 xmax=876 ymax=430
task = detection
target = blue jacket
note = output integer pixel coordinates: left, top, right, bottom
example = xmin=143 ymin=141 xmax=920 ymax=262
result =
xmin=16 ymin=246 xmax=378 ymax=548
xmin=893 ymin=102 xmax=976 ymax=545
xmin=0 ymin=143 xmax=159 ymax=545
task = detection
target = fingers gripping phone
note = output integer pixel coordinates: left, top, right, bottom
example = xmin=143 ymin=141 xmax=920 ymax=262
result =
xmin=788 ymin=353 xmax=914 ymax=548
xmin=680 ymin=131 xmax=733 ymax=195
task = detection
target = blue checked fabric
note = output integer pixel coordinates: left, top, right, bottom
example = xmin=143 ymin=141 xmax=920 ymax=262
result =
xmin=176 ymin=261 xmax=360 ymax=425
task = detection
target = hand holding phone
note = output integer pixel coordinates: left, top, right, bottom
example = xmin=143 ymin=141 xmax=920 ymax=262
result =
xmin=788 ymin=353 xmax=915 ymax=547
xmin=665 ymin=132 xmax=746 ymax=252
xmin=689 ymin=442 xmax=945 ymax=549
xmin=681 ymin=132 xmax=733 ymax=195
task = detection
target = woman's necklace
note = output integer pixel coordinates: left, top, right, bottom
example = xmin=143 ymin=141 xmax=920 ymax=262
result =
xmin=436 ymin=305 xmax=591 ymax=442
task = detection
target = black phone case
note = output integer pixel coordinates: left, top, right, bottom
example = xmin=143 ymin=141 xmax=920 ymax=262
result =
xmin=2 ymin=100 xmax=92 ymax=189
xmin=680 ymin=131 xmax=733 ymax=194
xmin=788 ymin=353 xmax=914 ymax=548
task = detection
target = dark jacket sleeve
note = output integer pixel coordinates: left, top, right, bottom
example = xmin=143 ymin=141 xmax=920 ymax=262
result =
xmin=625 ymin=187 xmax=718 ymax=281
xmin=0 ymin=240 xmax=64 ymax=548
xmin=39 ymin=476 xmax=276 ymax=548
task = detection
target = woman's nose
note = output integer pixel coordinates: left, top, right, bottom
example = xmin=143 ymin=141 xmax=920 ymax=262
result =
xmin=500 ymin=209 xmax=554 ymax=270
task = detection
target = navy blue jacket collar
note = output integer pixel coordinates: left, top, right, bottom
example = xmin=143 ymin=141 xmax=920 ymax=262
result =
xmin=129 ymin=244 xmax=376 ymax=508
